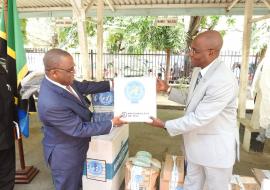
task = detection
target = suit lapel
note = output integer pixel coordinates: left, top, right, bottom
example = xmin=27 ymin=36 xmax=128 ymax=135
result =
xmin=44 ymin=78 xmax=88 ymax=108
xmin=186 ymin=59 xmax=221 ymax=107
xmin=186 ymin=67 xmax=201 ymax=106
xmin=61 ymin=88 xmax=88 ymax=107
xmin=70 ymin=85 xmax=89 ymax=106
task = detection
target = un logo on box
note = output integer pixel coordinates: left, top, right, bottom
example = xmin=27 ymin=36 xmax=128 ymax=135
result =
xmin=92 ymin=92 xmax=114 ymax=106
xmin=86 ymin=159 xmax=106 ymax=182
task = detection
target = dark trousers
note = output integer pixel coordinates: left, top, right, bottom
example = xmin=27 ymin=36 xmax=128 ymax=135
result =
xmin=51 ymin=163 xmax=84 ymax=190
xmin=0 ymin=145 xmax=15 ymax=190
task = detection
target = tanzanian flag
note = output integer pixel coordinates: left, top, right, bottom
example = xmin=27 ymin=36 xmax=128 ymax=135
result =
xmin=0 ymin=9 xmax=7 ymax=59
xmin=0 ymin=0 xmax=30 ymax=137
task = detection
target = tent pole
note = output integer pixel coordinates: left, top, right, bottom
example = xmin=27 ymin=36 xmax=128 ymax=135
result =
xmin=238 ymin=0 xmax=254 ymax=118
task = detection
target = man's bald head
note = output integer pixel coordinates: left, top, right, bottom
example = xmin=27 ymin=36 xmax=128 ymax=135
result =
xmin=189 ymin=30 xmax=223 ymax=68
xmin=43 ymin=48 xmax=72 ymax=71
xmin=195 ymin=30 xmax=223 ymax=52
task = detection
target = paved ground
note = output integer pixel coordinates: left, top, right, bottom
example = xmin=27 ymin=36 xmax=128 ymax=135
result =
xmin=14 ymin=95 xmax=269 ymax=190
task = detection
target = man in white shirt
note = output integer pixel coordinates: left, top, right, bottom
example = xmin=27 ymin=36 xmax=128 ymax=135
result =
xmin=148 ymin=30 xmax=239 ymax=190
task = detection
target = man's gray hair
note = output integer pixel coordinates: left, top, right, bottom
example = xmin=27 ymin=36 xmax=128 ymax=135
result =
xmin=43 ymin=48 xmax=71 ymax=70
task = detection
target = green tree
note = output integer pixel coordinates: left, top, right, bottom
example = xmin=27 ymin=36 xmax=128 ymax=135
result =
xmin=105 ymin=16 xmax=186 ymax=82
xmin=148 ymin=24 xmax=186 ymax=82
xmin=183 ymin=16 xmax=236 ymax=77
xmin=105 ymin=17 xmax=154 ymax=53
xmin=106 ymin=29 xmax=124 ymax=53
xmin=57 ymin=18 xmax=96 ymax=48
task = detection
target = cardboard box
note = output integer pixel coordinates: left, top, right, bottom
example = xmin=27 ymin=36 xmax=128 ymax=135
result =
xmin=230 ymin=175 xmax=260 ymax=190
xmin=82 ymin=124 xmax=129 ymax=190
xmin=92 ymin=112 xmax=114 ymax=122
xmin=252 ymin=168 xmax=270 ymax=185
xmin=159 ymin=154 xmax=184 ymax=190
xmin=261 ymin=179 xmax=270 ymax=190
xmin=125 ymin=158 xmax=160 ymax=190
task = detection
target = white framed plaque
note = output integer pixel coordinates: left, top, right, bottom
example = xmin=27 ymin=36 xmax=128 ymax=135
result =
xmin=114 ymin=77 xmax=156 ymax=122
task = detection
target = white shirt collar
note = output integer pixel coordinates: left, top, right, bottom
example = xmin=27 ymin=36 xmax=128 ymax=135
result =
xmin=45 ymin=75 xmax=67 ymax=90
xmin=45 ymin=75 xmax=80 ymax=99
xmin=200 ymin=58 xmax=217 ymax=77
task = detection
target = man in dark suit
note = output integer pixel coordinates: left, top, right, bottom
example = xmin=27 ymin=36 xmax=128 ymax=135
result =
xmin=0 ymin=59 xmax=16 ymax=190
xmin=38 ymin=49 xmax=125 ymax=190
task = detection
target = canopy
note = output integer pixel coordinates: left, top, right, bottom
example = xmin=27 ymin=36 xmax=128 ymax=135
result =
xmin=0 ymin=0 xmax=269 ymax=18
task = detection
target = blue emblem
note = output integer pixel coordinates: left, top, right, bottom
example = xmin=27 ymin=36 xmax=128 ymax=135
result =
xmin=124 ymin=81 xmax=145 ymax=103
xmin=99 ymin=92 xmax=113 ymax=106
xmin=87 ymin=160 xmax=103 ymax=176
xmin=92 ymin=92 xmax=114 ymax=106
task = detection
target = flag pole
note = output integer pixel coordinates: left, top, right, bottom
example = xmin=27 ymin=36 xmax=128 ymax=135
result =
xmin=3 ymin=0 xmax=38 ymax=183
xmin=15 ymin=131 xmax=39 ymax=184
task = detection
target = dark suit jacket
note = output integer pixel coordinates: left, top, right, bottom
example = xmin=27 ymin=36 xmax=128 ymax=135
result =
xmin=0 ymin=65 xmax=15 ymax=150
xmin=38 ymin=78 xmax=112 ymax=170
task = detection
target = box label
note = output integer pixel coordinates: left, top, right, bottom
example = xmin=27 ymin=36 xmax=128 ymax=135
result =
xmin=92 ymin=92 xmax=114 ymax=106
xmin=86 ymin=159 xmax=106 ymax=182
xmin=83 ymin=139 xmax=129 ymax=180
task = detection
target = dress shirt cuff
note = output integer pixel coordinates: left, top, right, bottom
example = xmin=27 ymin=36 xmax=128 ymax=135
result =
xmin=167 ymin=86 xmax=172 ymax=94
xmin=110 ymin=120 xmax=114 ymax=132
xmin=109 ymin=80 xmax=113 ymax=91
xmin=163 ymin=121 xmax=167 ymax=131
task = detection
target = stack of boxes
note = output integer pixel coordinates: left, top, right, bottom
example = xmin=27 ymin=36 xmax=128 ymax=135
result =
xmin=82 ymin=91 xmax=129 ymax=190
xmin=83 ymin=125 xmax=129 ymax=190
xmin=252 ymin=168 xmax=270 ymax=190
xmin=91 ymin=91 xmax=114 ymax=122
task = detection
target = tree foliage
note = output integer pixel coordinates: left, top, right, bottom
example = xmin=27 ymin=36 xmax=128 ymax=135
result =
xmin=251 ymin=21 xmax=270 ymax=52
xmin=183 ymin=15 xmax=236 ymax=77
xmin=21 ymin=19 xmax=28 ymax=43
xmin=105 ymin=17 xmax=186 ymax=53
xmin=106 ymin=29 xmax=125 ymax=52
xmin=58 ymin=18 xmax=96 ymax=48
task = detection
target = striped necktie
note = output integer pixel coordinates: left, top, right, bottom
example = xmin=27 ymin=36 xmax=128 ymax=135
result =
xmin=66 ymin=85 xmax=81 ymax=102
xmin=194 ymin=72 xmax=202 ymax=90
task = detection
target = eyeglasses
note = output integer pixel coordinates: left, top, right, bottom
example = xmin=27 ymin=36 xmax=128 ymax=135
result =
xmin=188 ymin=47 xmax=214 ymax=54
xmin=46 ymin=67 xmax=75 ymax=73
